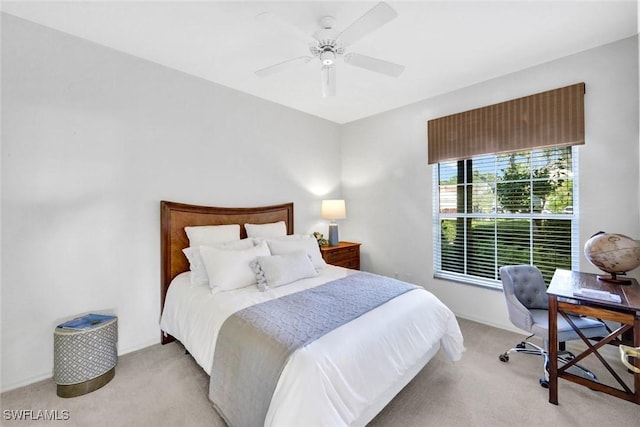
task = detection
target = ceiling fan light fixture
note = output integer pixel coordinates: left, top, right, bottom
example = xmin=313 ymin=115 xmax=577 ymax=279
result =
xmin=320 ymin=51 xmax=336 ymax=66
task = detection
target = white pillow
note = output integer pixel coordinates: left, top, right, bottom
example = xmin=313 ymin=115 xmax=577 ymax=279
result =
xmin=184 ymin=224 xmax=240 ymax=247
xmin=267 ymin=238 xmax=327 ymax=270
xmin=251 ymin=251 xmax=318 ymax=291
xmin=252 ymin=234 xmax=311 ymax=245
xmin=245 ymin=221 xmax=287 ymax=238
xmin=183 ymin=238 xmax=255 ymax=286
xmin=199 ymin=241 xmax=271 ymax=291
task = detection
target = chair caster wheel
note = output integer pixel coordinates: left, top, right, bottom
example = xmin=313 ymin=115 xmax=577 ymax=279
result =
xmin=539 ymin=378 xmax=549 ymax=388
xmin=499 ymin=353 xmax=509 ymax=363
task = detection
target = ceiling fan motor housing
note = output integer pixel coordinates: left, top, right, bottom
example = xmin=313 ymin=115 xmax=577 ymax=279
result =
xmin=310 ymin=39 xmax=345 ymax=67
xmin=309 ymin=15 xmax=345 ymax=67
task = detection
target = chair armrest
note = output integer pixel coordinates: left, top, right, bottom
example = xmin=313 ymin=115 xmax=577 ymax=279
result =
xmin=504 ymin=291 xmax=535 ymax=332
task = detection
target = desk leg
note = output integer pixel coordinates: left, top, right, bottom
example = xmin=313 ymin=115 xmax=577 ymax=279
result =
xmin=548 ymin=295 xmax=559 ymax=405
xmin=635 ymin=313 xmax=640 ymax=402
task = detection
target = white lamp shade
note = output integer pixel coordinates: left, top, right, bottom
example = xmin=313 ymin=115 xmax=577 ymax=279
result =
xmin=321 ymin=200 xmax=346 ymax=220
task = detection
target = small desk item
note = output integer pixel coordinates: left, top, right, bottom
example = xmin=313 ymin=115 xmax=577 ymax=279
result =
xmin=547 ymin=269 xmax=640 ymax=405
xmin=54 ymin=314 xmax=118 ymax=397
xmin=320 ymin=241 xmax=361 ymax=270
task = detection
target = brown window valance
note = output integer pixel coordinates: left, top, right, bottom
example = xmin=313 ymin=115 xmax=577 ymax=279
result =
xmin=427 ymin=83 xmax=585 ymax=164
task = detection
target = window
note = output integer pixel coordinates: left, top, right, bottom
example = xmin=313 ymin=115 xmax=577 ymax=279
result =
xmin=433 ymin=146 xmax=578 ymax=287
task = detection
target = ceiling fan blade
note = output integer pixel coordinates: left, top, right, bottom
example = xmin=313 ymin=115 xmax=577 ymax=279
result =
xmin=255 ymin=11 xmax=311 ymax=42
xmin=344 ymin=53 xmax=404 ymax=77
xmin=338 ymin=2 xmax=397 ymax=46
xmin=321 ymin=66 xmax=336 ymax=98
xmin=255 ymin=56 xmax=313 ymax=78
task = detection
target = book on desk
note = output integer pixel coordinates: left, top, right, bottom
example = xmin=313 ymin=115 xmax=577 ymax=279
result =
xmin=573 ymin=288 xmax=622 ymax=303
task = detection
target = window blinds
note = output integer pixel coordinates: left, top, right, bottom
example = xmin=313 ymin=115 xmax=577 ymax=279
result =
xmin=427 ymin=83 xmax=585 ymax=164
xmin=435 ymin=147 xmax=577 ymax=285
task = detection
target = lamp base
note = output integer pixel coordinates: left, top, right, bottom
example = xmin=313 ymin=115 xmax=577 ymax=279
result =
xmin=328 ymin=224 xmax=339 ymax=246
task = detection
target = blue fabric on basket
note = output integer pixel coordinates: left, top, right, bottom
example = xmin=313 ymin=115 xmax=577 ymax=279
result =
xmin=57 ymin=313 xmax=116 ymax=330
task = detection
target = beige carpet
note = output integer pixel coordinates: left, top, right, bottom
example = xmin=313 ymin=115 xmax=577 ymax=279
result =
xmin=2 ymin=318 xmax=638 ymax=426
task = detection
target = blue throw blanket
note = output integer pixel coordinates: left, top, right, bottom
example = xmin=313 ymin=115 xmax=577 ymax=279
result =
xmin=208 ymin=271 xmax=417 ymax=427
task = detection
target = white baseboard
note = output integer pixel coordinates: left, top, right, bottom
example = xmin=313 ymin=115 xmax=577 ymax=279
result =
xmin=1 ymin=372 xmax=53 ymax=394
xmin=454 ymin=313 xmax=523 ymax=335
xmin=1 ymin=338 xmax=161 ymax=394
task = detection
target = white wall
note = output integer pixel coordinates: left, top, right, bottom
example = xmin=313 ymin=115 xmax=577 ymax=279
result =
xmin=341 ymin=35 xmax=640 ymax=331
xmin=0 ymin=14 xmax=341 ymax=391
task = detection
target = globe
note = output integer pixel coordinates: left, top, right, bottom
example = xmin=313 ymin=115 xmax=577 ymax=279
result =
xmin=584 ymin=232 xmax=640 ymax=283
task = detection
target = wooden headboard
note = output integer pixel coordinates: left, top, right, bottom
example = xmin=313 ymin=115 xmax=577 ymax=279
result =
xmin=160 ymin=200 xmax=294 ymax=344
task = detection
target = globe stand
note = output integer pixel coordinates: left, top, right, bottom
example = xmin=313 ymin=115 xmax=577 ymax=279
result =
xmin=596 ymin=272 xmax=633 ymax=285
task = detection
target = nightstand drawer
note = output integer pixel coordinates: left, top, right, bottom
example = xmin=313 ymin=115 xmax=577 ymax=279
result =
xmin=323 ymin=246 xmax=358 ymax=263
xmin=321 ymin=242 xmax=361 ymax=270
xmin=331 ymin=258 xmax=359 ymax=269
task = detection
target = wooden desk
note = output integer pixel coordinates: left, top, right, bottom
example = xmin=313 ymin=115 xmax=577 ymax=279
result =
xmin=547 ymin=269 xmax=640 ymax=405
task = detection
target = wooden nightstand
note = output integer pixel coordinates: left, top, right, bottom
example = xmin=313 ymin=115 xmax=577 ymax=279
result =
xmin=320 ymin=241 xmax=361 ymax=270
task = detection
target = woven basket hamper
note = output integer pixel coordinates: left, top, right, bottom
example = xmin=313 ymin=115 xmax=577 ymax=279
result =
xmin=54 ymin=317 xmax=117 ymax=397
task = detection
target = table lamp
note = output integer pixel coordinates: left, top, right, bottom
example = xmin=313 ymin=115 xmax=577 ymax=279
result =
xmin=321 ymin=200 xmax=346 ymax=246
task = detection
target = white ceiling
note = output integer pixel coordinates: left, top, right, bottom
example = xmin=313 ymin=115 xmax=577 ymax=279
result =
xmin=2 ymin=1 xmax=637 ymax=124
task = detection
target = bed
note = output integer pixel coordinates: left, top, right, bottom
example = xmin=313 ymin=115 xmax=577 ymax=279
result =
xmin=159 ymin=200 xmax=464 ymax=427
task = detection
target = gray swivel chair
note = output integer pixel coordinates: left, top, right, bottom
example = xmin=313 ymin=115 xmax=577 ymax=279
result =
xmin=498 ymin=265 xmax=608 ymax=387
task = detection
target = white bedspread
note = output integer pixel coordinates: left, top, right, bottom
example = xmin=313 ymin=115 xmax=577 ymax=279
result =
xmin=160 ymin=266 xmax=464 ymax=426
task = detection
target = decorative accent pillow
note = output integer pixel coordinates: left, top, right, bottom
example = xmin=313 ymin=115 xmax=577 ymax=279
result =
xmin=199 ymin=241 xmax=271 ymax=291
xmin=267 ymin=238 xmax=327 ymax=270
xmin=184 ymin=224 xmax=240 ymax=247
xmin=251 ymin=250 xmax=318 ymax=291
xmin=183 ymin=238 xmax=254 ymax=286
xmin=244 ymin=221 xmax=287 ymax=238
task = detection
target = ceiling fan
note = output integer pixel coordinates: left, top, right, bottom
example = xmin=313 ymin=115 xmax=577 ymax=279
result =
xmin=255 ymin=2 xmax=405 ymax=97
